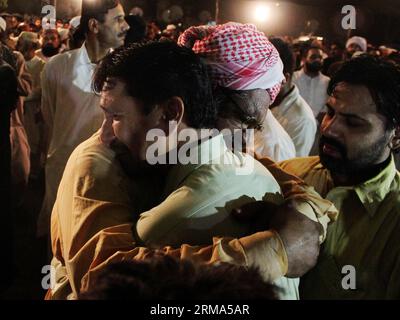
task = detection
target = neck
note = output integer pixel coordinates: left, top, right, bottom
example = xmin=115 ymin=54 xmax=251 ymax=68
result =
xmin=331 ymin=155 xmax=392 ymax=187
xmin=303 ymin=67 xmax=319 ymax=78
xmin=281 ymin=82 xmax=294 ymax=100
xmin=25 ymin=52 xmax=35 ymax=62
xmin=85 ymin=35 xmax=110 ymax=64
xmin=271 ymin=84 xmax=294 ymax=108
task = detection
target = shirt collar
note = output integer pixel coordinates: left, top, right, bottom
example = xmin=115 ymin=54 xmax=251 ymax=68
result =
xmin=353 ymin=155 xmax=397 ymax=217
xmin=324 ymin=155 xmax=397 ymax=218
xmin=299 ymin=67 xmax=323 ymax=81
xmin=163 ymin=133 xmax=229 ymax=194
xmin=77 ymin=43 xmax=96 ymax=66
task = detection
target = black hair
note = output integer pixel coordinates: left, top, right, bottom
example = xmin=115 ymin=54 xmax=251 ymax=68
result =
xmin=79 ymin=256 xmax=277 ymax=300
xmin=0 ymin=61 xmax=18 ymax=113
xmin=79 ymin=0 xmax=119 ymax=35
xmin=270 ymin=37 xmax=295 ymax=76
xmin=302 ymin=45 xmax=323 ymax=59
xmin=124 ymin=15 xmax=147 ymax=45
xmin=330 ymin=40 xmax=345 ymax=50
xmin=93 ymin=41 xmax=217 ymax=129
xmin=328 ymin=55 xmax=400 ymax=130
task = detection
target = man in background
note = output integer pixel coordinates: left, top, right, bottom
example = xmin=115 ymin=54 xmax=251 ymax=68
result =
xmin=38 ymin=0 xmax=129 ymax=241
xmin=270 ymin=37 xmax=317 ymax=157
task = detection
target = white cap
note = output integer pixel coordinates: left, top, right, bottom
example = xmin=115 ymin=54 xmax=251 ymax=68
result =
xmin=166 ymin=24 xmax=177 ymax=31
xmin=17 ymin=31 xmax=39 ymax=44
xmin=0 ymin=17 xmax=6 ymax=32
xmin=57 ymin=28 xmax=69 ymax=41
xmin=69 ymin=16 xmax=81 ymax=29
xmin=346 ymin=36 xmax=367 ymax=52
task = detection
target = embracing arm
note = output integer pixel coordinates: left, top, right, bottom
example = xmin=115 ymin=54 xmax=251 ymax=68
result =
xmin=239 ymin=156 xmax=338 ymax=277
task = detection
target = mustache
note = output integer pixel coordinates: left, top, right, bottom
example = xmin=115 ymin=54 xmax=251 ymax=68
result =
xmin=307 ymin=62 xmax=323 ymax=68
xmin=319 ymin=135 xmax=347 ymax=157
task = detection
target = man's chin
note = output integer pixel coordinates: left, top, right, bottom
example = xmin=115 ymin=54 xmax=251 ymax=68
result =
xmin=319 ymin=153 xmax=348 ymax=175
xmin=115 ymin=38 xmax=125 ymax=48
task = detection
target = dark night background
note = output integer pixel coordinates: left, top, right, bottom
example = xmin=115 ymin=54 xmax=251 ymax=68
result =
xmin=3 ymin=0 xmax=400 ymax=46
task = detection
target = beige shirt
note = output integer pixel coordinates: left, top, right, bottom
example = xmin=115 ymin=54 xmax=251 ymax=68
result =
xmin=25 ymin=55 xmax=45 ymax=102
xmin=11 ymin=51 xmax=32 ymax=204
xmin=136 ymin=134 xmax=282 ymax=246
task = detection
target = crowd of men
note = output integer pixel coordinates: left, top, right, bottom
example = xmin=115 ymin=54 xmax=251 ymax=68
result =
xmin=1 ymin=0 xmax=400 ymax=300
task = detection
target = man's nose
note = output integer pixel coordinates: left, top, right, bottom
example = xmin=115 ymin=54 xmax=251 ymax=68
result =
xmin=122 ymin=20 xmax=130 ymax=32
xmin=321 ymin=115 xmax=340 ymax=139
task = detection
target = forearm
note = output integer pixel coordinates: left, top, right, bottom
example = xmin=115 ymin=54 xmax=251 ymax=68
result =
xmin=258 ymin=155 xmax=338 ymax=243
xmin=81 ymin=229 xmax=288 ymax=295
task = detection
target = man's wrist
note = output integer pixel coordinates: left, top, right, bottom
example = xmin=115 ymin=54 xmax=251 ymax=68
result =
xmin=239 ymin=230 xmax=288 ymax=282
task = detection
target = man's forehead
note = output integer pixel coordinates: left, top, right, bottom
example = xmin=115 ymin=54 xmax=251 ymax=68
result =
xmin=43 ymin=30 xmax=58 ymax=37
xmin=106 ymin=3 xmax=125 ymax=19
xmin=308 ymin=48 xmax=323 ymax=56
xmin=102 ymin=77 xmax=126 ymax=94
xmin=331 ymin=82 xmax=377 ymax=112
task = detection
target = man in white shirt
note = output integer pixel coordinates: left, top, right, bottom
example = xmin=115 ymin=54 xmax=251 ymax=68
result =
xmin=270 ymin=38 xmax=317 ymax=157
xmin=35 ymin=29 xmax=62 ymax=63
xmin=253 ymin=111 xmax=296 ymax=161
xmin=38 ymin=0 xmax=129 ymax=237
xmin=345 ymin=36 xmax=367 ymax=59
xmin=293 ymin=46 xmax=330 ymax=119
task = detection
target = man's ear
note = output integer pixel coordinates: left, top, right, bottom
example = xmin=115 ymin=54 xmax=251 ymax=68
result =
xmin=389 ymin=126 xmax=400 ymax=152
xmin=160 ymin=96 xmax=185 ymax=126
xmin=284 ymin=72 xmax=291 ymax=83
xmin=88 ymin=18 xmax=100 ymax=34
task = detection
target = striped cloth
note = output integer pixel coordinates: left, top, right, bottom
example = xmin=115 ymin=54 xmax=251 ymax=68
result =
xmin=178 ymin=22 xmax=284 ymax=103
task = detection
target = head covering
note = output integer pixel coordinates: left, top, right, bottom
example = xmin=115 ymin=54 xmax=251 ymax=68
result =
xmin=0 ymin=16 xmax=6 ymax=32
xmin=346 ymin=36 xmax=367 ymax=52
xmin=17 ymin=31 xmax=39 ymax=44
xmin=70 ymin=16 xmax=81 ymax=29
xmin=166 ymin=24 xmax=177 ymax=31
xmin=178 ymin=22 xmax=284 ymax=103
xmin=57 ymin=28 xmax=69 ymax=41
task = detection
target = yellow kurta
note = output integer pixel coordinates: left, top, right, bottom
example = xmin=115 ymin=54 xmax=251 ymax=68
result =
xmin=280 ymin=156 xmax=400 ymax=299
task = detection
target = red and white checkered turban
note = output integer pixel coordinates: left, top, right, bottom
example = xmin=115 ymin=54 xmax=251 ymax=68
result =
xmin=178 ymin=22 xmax=284 ymax=103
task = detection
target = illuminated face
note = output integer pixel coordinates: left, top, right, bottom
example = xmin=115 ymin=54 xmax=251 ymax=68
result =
xmin=305 ymin=48 xmax=324 ymax=73
xmin=98 ymin=4 xmax=130 ymax=49
xmin=216 ymin=89 xmax=271 ymax=131
xmin=16 ymin=39 xmax=36 ymax=61
xmin=347 ymin=43 xmax=363 ymax=56
xmin=6 ymin=16 xmax=18 ymax=29
xmin=319 ymin=82 xmax=392 ymax=175
xmin=100 ymin=78 xmax=162 ymax=164
xmin=330 ymin=44 xmax=343 ymax=58
xmin=42 ymin=30 xmax=61 ymax=48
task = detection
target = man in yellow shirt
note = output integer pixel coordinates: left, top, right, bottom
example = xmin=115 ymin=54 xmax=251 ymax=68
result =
xmin=280 ymin=55 xmax=400 ymax=299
